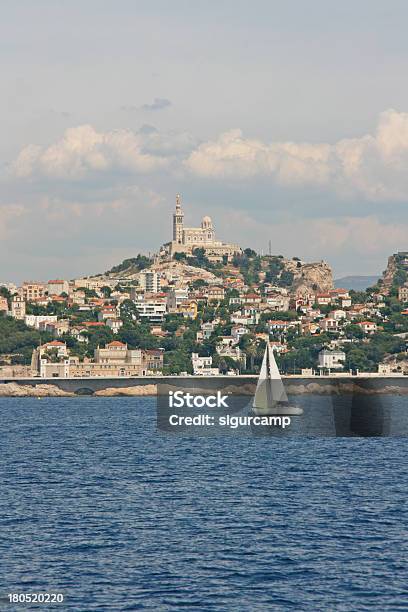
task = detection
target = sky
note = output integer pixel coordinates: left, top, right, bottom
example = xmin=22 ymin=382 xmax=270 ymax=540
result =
xmin=2 ymin=0 xmax=408 ymax=283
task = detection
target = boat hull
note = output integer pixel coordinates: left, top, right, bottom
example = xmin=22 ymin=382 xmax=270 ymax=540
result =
xmin=252 ymin=403 xmax=304 ymax=416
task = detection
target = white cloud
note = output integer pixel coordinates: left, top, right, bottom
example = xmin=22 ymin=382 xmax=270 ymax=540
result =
xmin=10 ymin=109 xmax=408 ymax=203
xmin=137 ymin=125 xmax=198 ymax=155
xmin=185 ymin=110 xmax=408 ymax=201
xmin=12 ymin=125 xmax=168 ymax=179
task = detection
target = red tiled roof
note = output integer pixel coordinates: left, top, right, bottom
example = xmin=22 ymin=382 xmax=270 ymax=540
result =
xmin=268 ymin=320 xmax=291 ymax=325
xmin=83 ymin=321 xmax=105 ymax=327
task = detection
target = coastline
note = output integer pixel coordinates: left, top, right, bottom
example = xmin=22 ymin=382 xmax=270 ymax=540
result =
xmin=1 ymin=376 xmax=407 ymax=397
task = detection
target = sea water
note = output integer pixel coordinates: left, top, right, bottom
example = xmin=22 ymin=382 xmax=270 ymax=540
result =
xmin=0 ymin=397 xmax=407 ymax=610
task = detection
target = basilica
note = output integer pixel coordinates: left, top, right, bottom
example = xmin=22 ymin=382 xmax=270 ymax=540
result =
xmin=161 ymin=195 xmax=242 ymax=262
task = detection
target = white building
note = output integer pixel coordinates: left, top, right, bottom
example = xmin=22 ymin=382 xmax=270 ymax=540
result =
xmin=98 ymin=305 xmax=119 ymax=321
xmin=319 ymin=318 xmax=338 ymax=333
xmin=231 ymin=325 xmax=248 ymax=343
xmin=47 ymin=279 xmax=69 ymax=295
xmin=318 ymin=349 xmax=346 ymax=370
xmin=329 ymin=309 xmax=347 ymax=321
xmin=106 ymin=318 xmax=123 ymax=334
xmin=358 ymin=321 xmax=378 ymax=334
xmin=167 ymin=287 xmax=189 ymax=310
xmin=34 ymin=341 xmax=70 ymax=378
xmin=25 ymin=315 xmax=58 ymax=329
xmin=191 ymin=353 xmax=219 ymax=375
xmin=135 ymin=296 xmax=167 ymax=323
xmin=163 ymin=194 xmax=241 ymax=261
xmin=139 ymin=271 xmax=161 ymax=293
xmin=216 ymin=344 xmax=246 ymax=368
xmin=265 ymin=294 xmax=290 ymax=311
xmin=231 ymin=312 xmax=256 ymax=326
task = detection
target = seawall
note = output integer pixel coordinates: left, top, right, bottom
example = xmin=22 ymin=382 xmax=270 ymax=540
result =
xmin=0 ymin=376 xmax=407 ymax=397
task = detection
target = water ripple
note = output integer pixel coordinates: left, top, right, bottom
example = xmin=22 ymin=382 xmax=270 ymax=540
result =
xmin=0 ymin=397 xmax=407 ymax=611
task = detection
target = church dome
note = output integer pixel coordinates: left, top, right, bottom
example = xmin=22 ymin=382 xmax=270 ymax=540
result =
xmin=201 ymin=215 xmax=213 ymax=229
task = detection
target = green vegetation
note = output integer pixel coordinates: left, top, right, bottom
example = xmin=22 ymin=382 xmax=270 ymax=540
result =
xmin=3 ymin=249 xmax=408 ymax=376
xmin=106 ymin=254 xmax=152 ymax=275
xmin=0 ymin=314 xmax=52 ymax=364
xmin=0 ymin=286 xmax=12 ymax=308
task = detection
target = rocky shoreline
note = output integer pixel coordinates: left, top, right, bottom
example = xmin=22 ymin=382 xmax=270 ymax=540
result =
xmin=0 ymin=381 xmax=407 ymax=397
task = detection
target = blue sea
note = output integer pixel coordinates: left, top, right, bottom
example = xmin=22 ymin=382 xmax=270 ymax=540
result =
xmin=1 ymin=397 xmax=407 ymax=611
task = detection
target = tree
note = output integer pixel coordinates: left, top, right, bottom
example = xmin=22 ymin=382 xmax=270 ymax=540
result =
xmin=101 ymin=286 xmax=112 ymax=298
xmin=344 ymin=324 xmax=364 ymax=340
xmin=0 ymin=286 xmax=12 ymax=308
xmin=279 ymin=271 xmax=294 ymax=287
xmin=191 ymin=279 xmax=207 ymax=290
xmin=350 ymin=290 xmax=368 ymax=304
xmin=163 ymin=348 xmax=193 ymax=375
xmin=0 ymin=315 xmax=53 ymax=364
xmin=120 ymin=299 xmax=138 ymax=323
xmin=118 ymin=326 xmax=158 ymax=350
xmin=84 ymin=288 xmax=98 ymax=299
xmin=239 ymin=334 xmax=259 ymax=372
xmin=278 ymin=349 xmax=316 ymax=373
xmin=107 ymin=254 xmax=152 ymax=274
xmin=191 ymin=247 xmax=210 ymax=268
xmin=344 ymin=348 xmax=374 ymax=372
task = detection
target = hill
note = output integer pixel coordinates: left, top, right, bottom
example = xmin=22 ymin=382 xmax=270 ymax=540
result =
xmin=96 ymin=250 xmax=333 ymax=294
xmin=381 ymin=252 xmax=408 ymax=294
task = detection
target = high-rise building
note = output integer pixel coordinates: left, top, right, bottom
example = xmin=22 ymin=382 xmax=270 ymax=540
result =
xmin=139 ymin=271 xmax=161 ymax=293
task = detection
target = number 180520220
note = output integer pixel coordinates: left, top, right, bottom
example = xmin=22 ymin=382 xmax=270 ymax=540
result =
xmin=7 ymin=593 xmax=64 ymax=604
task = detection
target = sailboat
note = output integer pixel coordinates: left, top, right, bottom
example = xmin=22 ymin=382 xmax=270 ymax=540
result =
xmin=252 ymin=342 xmax=303 ymax=415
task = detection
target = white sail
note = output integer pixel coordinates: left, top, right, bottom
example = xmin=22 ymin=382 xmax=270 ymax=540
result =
xmin=267 ymin=342 xmax=288 ymax=403
xmin=253 ymin=344 xmax=270 ymax=411
xmin=253 ymin=342 xmax=302 ymax=415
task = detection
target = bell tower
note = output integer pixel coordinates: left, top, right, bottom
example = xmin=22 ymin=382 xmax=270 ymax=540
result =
xmin=173 ymin=193 xmax=184 ymax=244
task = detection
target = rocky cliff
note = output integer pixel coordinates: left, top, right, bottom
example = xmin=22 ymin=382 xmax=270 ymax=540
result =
xmin=287 ymin=260 xmax=333 ymax=294
xmin=382 ymin=255 xmax=398 ymax=293
xmin=381 ymin=252 xmax=408 ymax=294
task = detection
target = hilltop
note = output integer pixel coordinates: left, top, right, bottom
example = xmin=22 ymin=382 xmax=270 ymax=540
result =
xmin=104 ymin=255 xmax=152 ymax=280
xmin=98 ymin=249 xmax=333 ymax=294
xmin=381 ymin=252 xmax=408 ymax=294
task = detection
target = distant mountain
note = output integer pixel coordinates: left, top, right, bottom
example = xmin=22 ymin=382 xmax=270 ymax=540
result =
xmin=334 ymin=275 xmax=379 ymax=291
